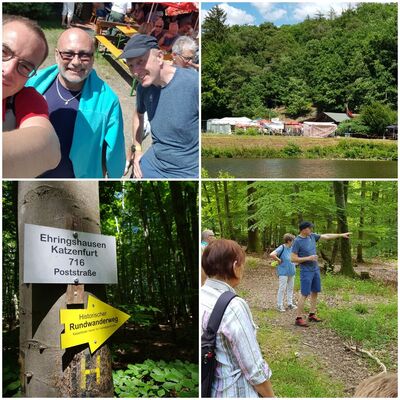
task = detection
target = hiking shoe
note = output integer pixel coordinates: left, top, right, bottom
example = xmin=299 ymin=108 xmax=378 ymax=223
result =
xmin=277 ymin=305 xmax=286 ymax=312
xmin=295 ymin=317 xmax=309 ymax=327
xmin=288 ymin=304 xmax=298 ymax=310
xmin=308 ymin=313 xmax=323 ymax=322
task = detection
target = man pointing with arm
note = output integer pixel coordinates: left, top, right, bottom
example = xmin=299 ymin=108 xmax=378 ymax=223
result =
xmin=291 ymin=221 xmax=351 ymax=327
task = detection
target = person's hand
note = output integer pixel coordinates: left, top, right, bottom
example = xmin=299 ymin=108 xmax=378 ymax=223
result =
xmin=132 ymin=150 xmax=143 ymax=178
xmin=123 ymin=148 xmax=133 ymax=176
xmin=342 ymin=232 xmax=352 ymax=239
xmin=308 ymin=255 xmax=318 ymax=262
xmin=187 ymin=60 xmax=199 ymax=70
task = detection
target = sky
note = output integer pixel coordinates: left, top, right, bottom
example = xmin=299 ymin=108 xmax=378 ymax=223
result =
xmin=201 ymin=2 xmax=390 ymax=27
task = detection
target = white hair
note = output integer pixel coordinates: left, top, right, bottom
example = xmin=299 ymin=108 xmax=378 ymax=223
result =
xmin=172 ymin=36 xmax=197 ymax=55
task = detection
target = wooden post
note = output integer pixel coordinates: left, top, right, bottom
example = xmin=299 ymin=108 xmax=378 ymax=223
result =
xmin=18 ymin=182 xmax=113 ymax=397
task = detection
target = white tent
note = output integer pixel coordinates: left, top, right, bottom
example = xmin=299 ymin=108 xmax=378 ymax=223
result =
xmin=207 ymin=117 xmax=253 ymax=134
xmin=303 ymin=122 xmax=337 ymax=138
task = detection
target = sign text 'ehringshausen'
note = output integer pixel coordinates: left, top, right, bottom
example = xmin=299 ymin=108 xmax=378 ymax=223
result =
xmin=24 ymin=224 xmax=117 ymax=284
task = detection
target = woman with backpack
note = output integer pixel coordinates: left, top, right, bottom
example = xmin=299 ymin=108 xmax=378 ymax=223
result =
xmin=201 ymin=239 xmax=274 ymax=398
xmin=269 ymin=233 xmax=297 ymax=312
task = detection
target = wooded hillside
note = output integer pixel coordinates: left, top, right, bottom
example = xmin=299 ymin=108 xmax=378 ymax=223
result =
xmin=202 ymin=3 xmax=397 ymax=121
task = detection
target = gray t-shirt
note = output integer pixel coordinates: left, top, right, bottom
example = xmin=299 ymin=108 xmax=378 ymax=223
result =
xmin=291 ymin=233 xmax=321 ymax=270
xmin=136 ymin=67 xmax=199 ymax=178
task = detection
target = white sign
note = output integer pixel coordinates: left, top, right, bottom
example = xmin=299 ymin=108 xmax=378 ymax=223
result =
xmin=24 ymin=224 xmax=117 ymax=284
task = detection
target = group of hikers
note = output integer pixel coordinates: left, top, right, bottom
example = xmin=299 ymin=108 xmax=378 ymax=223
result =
xmin=200 ymin=223 xmax=397 ymax=398
xmin=3 ymin=13 xmax=198 ymax=179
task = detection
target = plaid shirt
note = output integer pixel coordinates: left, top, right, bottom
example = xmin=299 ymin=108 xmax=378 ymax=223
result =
xmin=201 ymin=279 xmax=272 ymax=398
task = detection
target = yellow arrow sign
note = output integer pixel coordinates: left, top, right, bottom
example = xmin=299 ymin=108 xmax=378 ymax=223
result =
xmin=60 ymin=295 xmax=130 ymax=353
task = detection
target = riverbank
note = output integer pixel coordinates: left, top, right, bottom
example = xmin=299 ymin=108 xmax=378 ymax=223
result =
xmin=202 ymin=135 xmax=398 ymax=161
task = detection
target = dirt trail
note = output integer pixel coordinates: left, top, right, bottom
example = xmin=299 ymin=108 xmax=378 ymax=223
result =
xmin=239 ymin=256 xmax=396 ymax=397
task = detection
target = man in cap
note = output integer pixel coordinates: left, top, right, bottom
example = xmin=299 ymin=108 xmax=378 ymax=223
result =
xmin=291 ymin=221 xmax=351 ymax=327
xmin=26 ymin=28 xmax=125 ymax=178
xmin=121 ymin=34 xmax=199 ymax=178
xmin=201 ymin=229 xmax=215 ymax=285
xmin=3 ymin=15 xmax=61 ymax=178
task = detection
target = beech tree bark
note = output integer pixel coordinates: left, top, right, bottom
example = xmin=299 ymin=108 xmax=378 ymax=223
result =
xmin=18 ymin=181 xmax=113 ymax=397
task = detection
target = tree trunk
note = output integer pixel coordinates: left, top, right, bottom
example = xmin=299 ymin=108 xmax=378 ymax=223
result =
xmin=247 ymin=182 xmax=261 ymax=253
xmin=213 ymin=182 xmax=224 ymax=237
xmin=201 ymin=183 xmax=217 ymax=233
xmin=223 ymin=181 xmax=234 ymax=239
xmin=18 ymin=182 xmax=113 ymax=397
xmin=332 ymin=181 xmax=355 ymax=277
xmin=357 ymin=181 xmax=366 ymax=263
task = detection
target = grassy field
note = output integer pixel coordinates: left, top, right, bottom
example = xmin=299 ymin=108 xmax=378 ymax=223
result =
xmin=202 ymin=135 xmax=398 ymax=161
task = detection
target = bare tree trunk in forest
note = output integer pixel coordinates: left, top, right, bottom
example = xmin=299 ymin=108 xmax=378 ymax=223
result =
xmin=370 ymin=182 xmax=380 ymax=248
xmin=169 ymin=182 xmax=198 ymax=329
xmin=138 ymin=185 xmax=156 ymax=306
xmin=223 ymin=181 xmax=234 ymax=239
xmin=18 ymin=182 xmax=113 ymax=397
xmin=213 ymin=182 xmax=224 ymax=236
xmin=332 ymin=181 xmax=355 ymax=277
xmin=293 ymin=184 xmax=303 ymax=223
xmin=150 ymin=183 xmax=176 ymax=322
xmin=357 ymin=181 xmax=366 ymax=263
xmin=247 ymin=182 xmax=261 ymax=253
xmin=201 ymin=183 xmax=217 ymax=233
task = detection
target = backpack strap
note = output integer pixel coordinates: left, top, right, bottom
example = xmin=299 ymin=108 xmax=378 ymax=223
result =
xmin=277 ymin=244 xmax=285 ymax=259
xmin=206 ymin=291 xmax=237 ymax=335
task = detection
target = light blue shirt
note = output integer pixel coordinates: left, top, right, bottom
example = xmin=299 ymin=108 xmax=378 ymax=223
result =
xmin=26 ymin=65 xmax=125 ymax=178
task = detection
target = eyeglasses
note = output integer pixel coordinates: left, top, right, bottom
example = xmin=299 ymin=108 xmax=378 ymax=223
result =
xmin=178 ymin=54 xmax=194 ymax=62
xmin=2 ymin=44 xmax=37 ymax=78
xmin=57 ymin=49 xmax=93 ymax=62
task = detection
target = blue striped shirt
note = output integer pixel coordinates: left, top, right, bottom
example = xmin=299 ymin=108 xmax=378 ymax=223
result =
xmin=201 ymin=278 xmax=272 ymax=397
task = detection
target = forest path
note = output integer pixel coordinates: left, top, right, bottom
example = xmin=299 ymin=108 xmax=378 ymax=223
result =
xmin=239 ymin=255 xmax=396 ymax=397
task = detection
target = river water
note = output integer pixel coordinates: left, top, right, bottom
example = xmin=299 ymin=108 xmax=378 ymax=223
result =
xmin=202 ymin=158 xmax=397 ymax=178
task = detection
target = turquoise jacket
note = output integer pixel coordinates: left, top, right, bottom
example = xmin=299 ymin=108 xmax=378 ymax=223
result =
xmin=26 ymin=65 xmax=125 ymax=178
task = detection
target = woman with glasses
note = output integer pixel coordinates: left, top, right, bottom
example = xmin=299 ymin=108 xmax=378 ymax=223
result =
xmin=201 ymin=239 xmax=274 ymax=397
xmin=171 ymin=36 xmax=199 ymax=71
xmin=2 ymin=15 xmax=61 ymax=178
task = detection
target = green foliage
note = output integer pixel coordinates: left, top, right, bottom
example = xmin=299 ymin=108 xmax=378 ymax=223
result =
xmin=319 ymin=301 xmax=397 ymax=349
xmin=235 ymin=127 xmax=260 ymax=136
xmin=99 ymin=182 xmax=198 ymax=329
xmin=282 ymin=142 xmax=303 ymax=157
xmin=3 ymin=364 xmax=20 ymax=397
xmin=118 ymin=304 xmax=161 ymax=327
xmin=202 ymin=137 xmax=397 ymax=161
xmin=281 ymin=78 xmax=312 ymax=117
xmin=202 ymin=181 xmax=397 ymax=260
xmin=113 ymin=359 xmax=198 ymax=398
xmin=322 ymin=273 xmax=396 ymax=297
xmin=335 ymin=118 xmax=370 ymax=137
xmin=202 ymin=5 xmax=229 ymax=43
xmin=3 ymin=3 xmax=58 ymax=19
xmin=360 ymin=102 xmax=397 ymax=136
xmin=202 ymin=3 xmax=397 ymax=120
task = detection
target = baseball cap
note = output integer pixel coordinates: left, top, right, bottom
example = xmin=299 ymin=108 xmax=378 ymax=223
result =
xmin=299 ymin=221 xmax=314 ymax=231
xmin=118 ymin=34 xmax=159 ymax=60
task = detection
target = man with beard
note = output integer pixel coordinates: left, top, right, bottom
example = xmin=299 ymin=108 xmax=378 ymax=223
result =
xmin=27 ymin=28 xmax=125 ymax=178
xmin=3 ymin=15 xmax=61 ymax=178
xmin=121 ymin=34 xmax=198 ymax=178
